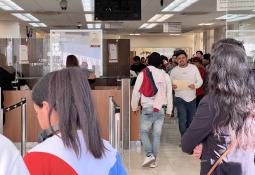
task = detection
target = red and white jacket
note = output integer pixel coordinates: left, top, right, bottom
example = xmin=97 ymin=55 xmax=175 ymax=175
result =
xmin=24 ymin=130 xmax=127 ymax=175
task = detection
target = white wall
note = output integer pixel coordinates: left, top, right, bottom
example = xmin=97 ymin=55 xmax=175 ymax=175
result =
xmin=0 ymin=21 xmax=20 ymax=38
xmin=124 ymin=35 xmax=194 ymax=49
xmin=104 ymin=34 xmax=196 ymax=56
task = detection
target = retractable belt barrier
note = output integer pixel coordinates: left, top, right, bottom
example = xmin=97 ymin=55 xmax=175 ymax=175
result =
xmin=4 ymin=99 xmax=26 ymax=112
xmin=0 ymin=95 xmax=27 ymax=156
xmin=109 ymin=96 xmax=121 ymax=152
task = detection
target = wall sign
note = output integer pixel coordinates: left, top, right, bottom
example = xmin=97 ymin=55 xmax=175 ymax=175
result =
xmin=108 ymin=43 xmax=118 ymax=63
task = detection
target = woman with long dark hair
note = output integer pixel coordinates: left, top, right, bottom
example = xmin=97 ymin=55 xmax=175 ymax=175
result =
xmin=181 ymin=38 xmax=255 ymax=175
xmin=24 ymin=68 xmax=127 ymax=175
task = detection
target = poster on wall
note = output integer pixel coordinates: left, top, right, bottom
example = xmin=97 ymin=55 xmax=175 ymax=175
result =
xmin=89 ymin=31 xmax=101 ymax=47
xmin=19 ymin=45 xmax=28 ymax=64
xmin=108 ymin=43 xmax=118 ymax=63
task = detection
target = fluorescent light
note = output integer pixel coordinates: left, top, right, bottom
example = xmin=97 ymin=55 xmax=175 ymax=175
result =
xmin=146 ymin=23 xmax=158 ymax=29
xmin=29 ymin=23 xmax=39 ymax=27
xmin=0 ymin=0 xmax=23 ymax=11
xmin=148 ymin=14 xmax=162 ymax=22
xmin=169 ymin=33 xmax=181 ymax=36
xmin=82 ymin=0 xmax=94 ymax=11
xmin=29 ymin=23 xmax=47 ymax=27
xmin=24 ymin=13 xmax=39 ymax=21
xmin=139 ymin=23 xmax=149 ymax=29
xmin=216 ymin=14 xmax=255 ymax=22
xmin=162 ymin=0 xmax=199 ymax=12
xmin=129 ymin=33 xmax=141 ymax=36
xmin=139 ymin=23 xmax=158 ymax=29
xmin=85 ymin=14 xmax=93 ymax=22
xmin=198 ymin=23 xmax=214 ymax=26
xmin=157 ymin=14 xmax=173 ymax=22
xmin=148 ymin=14 xmax=173 ymax=22
xmin=39 ymin=23 xmax=47 ymax=27
xmin=87 ymin=24 xmax=94 ymax=29
xmin=12 ymin=13 xmax=30 ymax=21
xmin=12 ymin=13 xmax=39 ymax=22
xmin=95 ymin=23 xmax=101 ymax=28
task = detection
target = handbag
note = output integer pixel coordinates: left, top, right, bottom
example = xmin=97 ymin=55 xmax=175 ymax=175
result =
xmin=207 ymin=141 xmax=236 ymax=175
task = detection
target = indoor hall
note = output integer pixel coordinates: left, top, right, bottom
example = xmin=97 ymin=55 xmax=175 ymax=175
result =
xmin=0 ymin=0 xmax=255 ymax=175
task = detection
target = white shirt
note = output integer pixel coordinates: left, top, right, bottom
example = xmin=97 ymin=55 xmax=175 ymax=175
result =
xmin=131 ymin=66 xmax=173 ymax=115
xmin=170 ymin=64 xmax=203 ymax=102
xmin=0 ymin=134 xmax=29 ymax=175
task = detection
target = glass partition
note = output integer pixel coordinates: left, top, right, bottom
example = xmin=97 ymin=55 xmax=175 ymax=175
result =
xmin=222 ymin=0 xmax=255 ymax=68
xmin=49 ymin=30 xmax=103 ymax=76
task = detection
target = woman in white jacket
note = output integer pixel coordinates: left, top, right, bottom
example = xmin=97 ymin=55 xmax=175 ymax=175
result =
xmin=0 ymin=134 xmax=29 ymax=175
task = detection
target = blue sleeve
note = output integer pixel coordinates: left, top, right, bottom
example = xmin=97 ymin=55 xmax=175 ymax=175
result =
xmin=108 ymin=153 xmax=128 ymax=175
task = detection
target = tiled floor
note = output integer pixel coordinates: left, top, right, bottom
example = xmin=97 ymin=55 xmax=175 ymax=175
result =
xmin=122 ymin=117 xmax=200 ymax=175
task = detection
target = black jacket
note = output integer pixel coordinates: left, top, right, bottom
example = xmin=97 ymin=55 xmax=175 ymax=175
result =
xmin=182 ymin=95 xmax=255 ymax=175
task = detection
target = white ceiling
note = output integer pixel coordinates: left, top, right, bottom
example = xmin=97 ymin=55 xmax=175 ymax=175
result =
xmin=0 ymin=0 xmax=254 ymax=34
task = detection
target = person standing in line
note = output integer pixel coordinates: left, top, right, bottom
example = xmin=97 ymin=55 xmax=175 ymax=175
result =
xmin=170 ymin=50 xmax=203 ymax=137
xmin=131 ymin=52 xmax=173 ymax=168
xmin=191 ymin=57 xmax=207 ymax=107
xmin=0 ymin=134 xmax=29 ymax=175
xmin=182 ymin=38 xmax=255 ymax=175
xmin=24 ymin=68 xmax=127 ymax=175
xmin=130 ymin=56 xmax=147 ymax=75
xmin=196 ymin=50 xmax=204 ymax=59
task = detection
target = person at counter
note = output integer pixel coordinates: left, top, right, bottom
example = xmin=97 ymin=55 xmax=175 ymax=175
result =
xmin=131 ymin=52 xmax=173 ymax=168
xmin=0 ymin=54 xmax=15 ymax=124
xmin=24 ymin=68 xmax=127 ymax=175
xmin=66 ymin=54 xmax=96 ymax=86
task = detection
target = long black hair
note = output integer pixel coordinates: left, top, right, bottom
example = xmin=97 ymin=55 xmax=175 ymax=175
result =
xmin=32 ymin=68 xmax=105 ymax=158
xmin=209 ymin=38 xmax=255 ymax=149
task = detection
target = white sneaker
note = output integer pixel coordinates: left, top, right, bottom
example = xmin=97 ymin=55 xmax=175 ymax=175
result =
xmin=149 ymin=158 xmax=158 ymax=168
xmin=142 ymin=155 xmax=155 ymax=167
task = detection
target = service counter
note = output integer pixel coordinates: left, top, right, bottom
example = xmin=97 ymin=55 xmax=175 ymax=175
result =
xmin=3 ymin=89 xmax=139 ymax=142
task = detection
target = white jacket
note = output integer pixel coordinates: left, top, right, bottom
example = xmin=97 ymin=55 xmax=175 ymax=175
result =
xmin=0 ymin=134 xmax=29 ymax=175
xmin=131 ymin=66 xmax=173 ymax=115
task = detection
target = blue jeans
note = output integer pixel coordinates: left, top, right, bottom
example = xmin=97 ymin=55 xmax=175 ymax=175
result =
xmin=175 ymin=97 xmax=196 ymax=136
xmin=140 ymin=108 xmax=164 ymax=157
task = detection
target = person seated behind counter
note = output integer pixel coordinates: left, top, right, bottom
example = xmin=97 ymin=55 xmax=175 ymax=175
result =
xmin=24 ymin=68 xmax=127 ymax=175
xmin=66 ymin=54 xmax=96 ymax=81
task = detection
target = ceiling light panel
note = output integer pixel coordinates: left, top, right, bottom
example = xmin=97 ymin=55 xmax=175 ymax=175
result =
xmin=169 ymin=34 xmax=181 ymax=36
xmin=157 ymin=14 xmax=173 ymax=22
xmin=12 ymin=13 xmax=39 ymax=22
xmin=12 ymin=13 xmax=30 ymax=21
xmin=0 ymin=0 xmax=23 ymax=11
xmin=29 ymin=23 xmax=39 ymax=27
xmin=23 ymin=13 xmax=39 ymax=21
xmin=139 ymin=23 xmax=149 ymax=29
xmin=85 ymin=14 xmax=93 ymax=22
xmin=82 ymin=0 xmax=94 ymax=11
xmin=29 ymin=23 xmax=47 ymax=27
xmin=162 ymin=0 xmax=199 ymax=12
xmin=148 ymin=14 xmax=173 ymax=22
xmin=95 ymin=23 xmax=101 ymax=28
xmin=198 ymin=23 xmax=214 ymax=26
xmin=148 ymin=14 xmax=162 ymax=22
xmin=146 ymin=23 xmax=158 ymax=29
xmin=87 ymin=24 xmax=94 ymax=29
xmin=38 ymin=23 xmax=47 ymax=27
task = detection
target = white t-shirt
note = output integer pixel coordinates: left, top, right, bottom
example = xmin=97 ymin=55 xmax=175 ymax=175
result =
xmin=170 ymin=64 xmax=203 ymax=102
xmin=0 ymin=134 xmax=29 ymax=175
